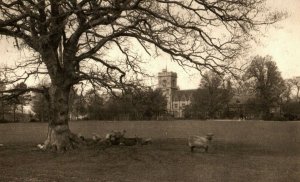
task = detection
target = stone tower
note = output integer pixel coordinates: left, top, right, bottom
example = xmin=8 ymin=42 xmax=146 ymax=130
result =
xmin=158 ymin=69 xmax=177 ymax=112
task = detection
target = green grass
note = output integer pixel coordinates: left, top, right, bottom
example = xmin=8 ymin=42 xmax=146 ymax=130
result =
xmin=0 ymin=120 xmax=299 ymax=182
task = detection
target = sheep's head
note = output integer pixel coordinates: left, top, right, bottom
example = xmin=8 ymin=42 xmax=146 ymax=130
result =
xmin=206 ymin=133 xmax=214 ymax=141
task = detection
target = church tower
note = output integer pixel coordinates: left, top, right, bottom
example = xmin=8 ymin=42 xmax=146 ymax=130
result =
xmin=158 ymin=69 xmax=177 ymax=113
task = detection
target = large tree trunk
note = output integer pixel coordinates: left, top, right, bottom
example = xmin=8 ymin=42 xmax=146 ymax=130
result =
xmin=40 ymin=44 xmax=83 ymax=151
xmin=43 ymin=84 xmax=78 ymax=151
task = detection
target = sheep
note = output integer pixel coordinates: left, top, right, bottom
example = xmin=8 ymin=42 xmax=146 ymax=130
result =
xmin=92 ymin=133 xmax=101 ymax=141
xmin=188 ymin=133 xmax=214 ymax=152
xmin=77 ymin=133 xmax=85 ymax=141
xmin=105 ymin=130 xmax=126 ymax=145
xmin=37 ymin=144 xmax=45 ymax=150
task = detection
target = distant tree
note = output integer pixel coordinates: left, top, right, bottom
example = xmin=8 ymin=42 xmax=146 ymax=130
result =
xmin=69 ymin=89 xmax=87 ymax=120
xmin=281 ymin=79 xmax=294 ymax=103
xmin=280 ymin=78 xmax=300 ymax=120
xmin=187 ymin=71 xmax=233 ymax=119
xmin=31 ymin=81 xmax=51 ymax=122
xmin=244 ymin=56 xmax=286 ymax=119
xmin=184 ymin=89 xmax=210 ymax=119
xmin=3 ymin=82 xmax=31 ymax=122
xmin=102 ymin=88 xmax=167 ymax=120
xmin=133 ymin=88 xmax=167 ymax=120
xmin=104 ymin=94 xmax=134 ymax=120
xmin=282 ymin=101 xmax=300 ymax=120
xmin=0 ymin=0 xmax=283 ymax=150
xmin=14 ymin=83 xmax=30 ymax=116
xmin=32 ymin=92 xmax=50 ymax=122
xmin=85 ymin=90 xmax=105 ymax=120
xmin=289 ymin=78 xmax=300 ymax=102
xmin=0 ymin=79 xmax=7 ymax=121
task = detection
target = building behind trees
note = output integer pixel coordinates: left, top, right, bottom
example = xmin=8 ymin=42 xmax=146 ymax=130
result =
xmin=158 ymin=61 xmax=300 ymax=121
xmin=157 ymin=69 xmax=233 ymax=119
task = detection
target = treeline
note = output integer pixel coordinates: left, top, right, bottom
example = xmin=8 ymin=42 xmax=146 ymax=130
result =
xmin=2 ymin=55 xmax=300 ymax=122
xmin=184 ymin=55 xmax=300 ymax=120
xmin=0 ymin=82 xmax=30 ymax=123
xmin=32 ymin=87 xmax=167 ymax=122
xmin=0 ymin=81 xmax=167 ymax=122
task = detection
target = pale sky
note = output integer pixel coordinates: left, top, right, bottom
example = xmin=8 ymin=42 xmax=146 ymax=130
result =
xmin=1 ymin=0 xmax=300 ymax=90
xmin=146 ymin=0 xmax=300 ymax=89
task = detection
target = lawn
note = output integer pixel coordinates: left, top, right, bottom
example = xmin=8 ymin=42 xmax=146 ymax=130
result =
xmin=0 ymin=120 xmax=299 ymax=182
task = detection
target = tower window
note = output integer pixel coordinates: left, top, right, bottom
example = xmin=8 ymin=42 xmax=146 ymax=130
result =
xmin=162 ymin=80 xmax=167 ymax=87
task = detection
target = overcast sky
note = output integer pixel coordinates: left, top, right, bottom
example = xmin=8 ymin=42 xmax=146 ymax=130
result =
xmin=1 ymin=0 xmax=300 ymax=90
xmin=148 ymin=0 xmax=300 ymax=89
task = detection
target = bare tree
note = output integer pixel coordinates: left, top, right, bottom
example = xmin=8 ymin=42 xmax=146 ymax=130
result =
xmin=0 ymin=0 xmax=283 ymax=151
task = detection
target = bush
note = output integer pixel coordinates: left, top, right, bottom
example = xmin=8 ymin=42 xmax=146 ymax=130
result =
xmin=29 ymin=118 xmax=39 ymax=122
xmin=282 ymin=102 xmax=300 ymax=121
xmin=0 ymin=118 xmax=10 ymax=123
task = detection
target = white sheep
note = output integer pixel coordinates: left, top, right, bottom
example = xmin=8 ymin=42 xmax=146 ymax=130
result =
xmin=37 ymin=144 xmax=45 ymax=150
xmin=188 ymin=133 xmax=214 ymax=152
xmin=92 ymin=133 xmax=101 ymax=141
xmin=105 ymin=130 xmax=126 ymax=145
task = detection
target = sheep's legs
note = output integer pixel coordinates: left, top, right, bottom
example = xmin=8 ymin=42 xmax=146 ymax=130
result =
xmin=205 ymin=146 xmax=208 ymax=152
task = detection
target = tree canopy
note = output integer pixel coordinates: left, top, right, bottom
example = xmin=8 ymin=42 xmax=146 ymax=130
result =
xmin=243 ymin=55 xmax=286 ymax=119
xmin=185 ymin=71 xmax=232 ymax=119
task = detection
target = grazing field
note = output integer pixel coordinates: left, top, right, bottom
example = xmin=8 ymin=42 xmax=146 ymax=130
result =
xmin=0 ymin=120 xmax=299 ymax=182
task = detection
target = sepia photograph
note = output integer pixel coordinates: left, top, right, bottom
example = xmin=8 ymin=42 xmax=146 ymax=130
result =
xmin=0 ymin=0 xmax=299 ymax=181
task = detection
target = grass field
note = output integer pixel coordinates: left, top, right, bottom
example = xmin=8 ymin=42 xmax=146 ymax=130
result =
xmin=0 ymin=120 xmax=299 ymax=182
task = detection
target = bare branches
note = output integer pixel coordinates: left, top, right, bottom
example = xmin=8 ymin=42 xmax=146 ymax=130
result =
xmin=90 ymin=56 xmax=126 ymax=84
xmin=0 ymin=84 xmax=46 ymax=104
xmin=0 ymin=0 xmax=283 ymax=93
